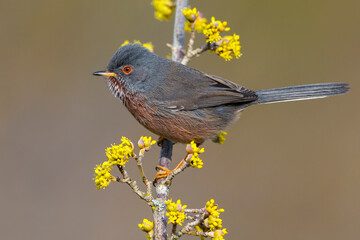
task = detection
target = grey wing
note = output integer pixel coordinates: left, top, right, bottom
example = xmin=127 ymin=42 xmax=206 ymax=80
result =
xmin=158 ymin=70 xmax=258 ymax=111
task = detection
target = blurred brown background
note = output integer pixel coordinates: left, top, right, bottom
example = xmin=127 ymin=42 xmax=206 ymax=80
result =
xmin=1 ymin=0 xmax=359 ymax=239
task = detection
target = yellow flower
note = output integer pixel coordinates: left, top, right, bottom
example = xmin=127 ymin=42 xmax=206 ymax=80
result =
xmin=138 ymin=136 xmax=157 ymax=149
xmin=164 ymin=199 xmax=187 ymax=225
xmin=185 ymin=15 xmax=208 ymax=32
xmin=216 ymin=131 xmax=228 ymax=144
xmin=216 ymin=34 xmax=242 ymax=61
xmin=183 ymin=8 xmax=208 ymax=32
xmin=203 ymin=17 xmax=230 ymax=43
xmin=212 ymin=229 xmax=228 ymax=240
xmin=138 ymin=218 xmax=154 ymax=233
xmin=120 ymin=40 xmax=130 ymax=47
xmin=186 ymin=141 xmax=205 ymax=154
xmin=152 ymin=0 xmax=175 ymax=21
xmin=120 ymin=40 xmax=154 ymax=53
xmin=105 ymin=137 xmax=134 ymax=166
xmin=185 ymin=141 xmax=205 ymax=168
xmin=189 ymin=153 xmax=203 ymax=168
xmin=141 ymin=42 xmax=154 ymax=53
xmin=94 ymin=161 xmax=116 ymax=190
xmin=183 ymin=8 xmax=198 ymax=22
xmin=205 ymin=199 xmax=225 ymax=231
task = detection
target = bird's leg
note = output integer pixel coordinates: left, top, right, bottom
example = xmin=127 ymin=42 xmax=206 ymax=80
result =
xmin=153 ymin=154 xmax=189 ymax=184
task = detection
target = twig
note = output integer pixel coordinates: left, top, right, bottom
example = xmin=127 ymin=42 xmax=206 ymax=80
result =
xmin=187 ymin=231 xmax=215 ymax=238
xmin=181 ymin=22 xmax=196 ymax=65
xmin=116 ymin=166 xmax=153 ymax=206
xmin=184 ymin=208 xmax=206 ymax=214
xmin=165 ymin=154 xmax=191 ymax=184
xmin=136 ymin=150 xmax=153 ymax=199
xmin=172 ymin=223 xmax=178 ymax=235
xmin=181 ymin=43 xmax=211 ymax=65
xmin=171 ymin=212 xmax=207 ymax=240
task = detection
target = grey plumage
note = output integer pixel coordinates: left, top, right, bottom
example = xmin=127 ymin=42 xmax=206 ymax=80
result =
xmin=253 ymin=83 xmax=349 ymax=105
xmin=94 ymin=44 xmax=350 ymax=143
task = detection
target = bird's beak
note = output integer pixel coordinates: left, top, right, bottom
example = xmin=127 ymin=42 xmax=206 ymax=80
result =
xmin=93 ymin=71 xmax=117 ymax=77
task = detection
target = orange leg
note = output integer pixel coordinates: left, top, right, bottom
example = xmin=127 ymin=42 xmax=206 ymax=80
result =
xmin=153 ymin=155 xmax=189 ymax=183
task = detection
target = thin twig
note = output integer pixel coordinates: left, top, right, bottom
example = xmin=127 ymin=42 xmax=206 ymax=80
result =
xmin=116 ymin=166 xmax=154 ymax=206
xmin=181 ymin=22 xmax=196 ymax=65
xmin=136 ymin=149 xmax=153 ymax=199
xmin=187 ymin=231 xmax=215 ymax=238
xmin=172 ymin=223 xmax=177 ymax=235
xmin=165 ymin=154 xmax=191 ymax=184
xmin=181 ymin=43 xmax=211 ymax=65
xmin=184 ymin=208 xmax=206 ymax=214
xmin=171 ymin=212 xmax=207 ymax=240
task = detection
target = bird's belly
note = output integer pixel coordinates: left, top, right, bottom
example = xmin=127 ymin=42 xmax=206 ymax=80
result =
xmin=126 ymin=99 xmax=236 ymax=143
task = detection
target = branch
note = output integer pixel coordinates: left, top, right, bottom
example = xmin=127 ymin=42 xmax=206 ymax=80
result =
xmin=154 ymin=1 xmax=188 ymax=239
xmin=171 ymin=0 xmax=188 ymax=62
xmin=181 ymin=42 xmax=212 ymax=65
xmin=171 ymin=212 xmax=207 ymax=240
xmin=184 ymin=208 xmax=206 ymax=214
xmin=154 ymin=139 xmax=174 ymax=240
xmin=116 ymin=166 xmax=153 ymax=207
xmin=165 ymin=154 xmax=191 ymax=184
xmin=136 ymin=150 xmax=153 ymax=199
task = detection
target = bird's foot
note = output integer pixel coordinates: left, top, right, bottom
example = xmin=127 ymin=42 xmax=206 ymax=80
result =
xmin=153 ymin=158 xmax=188 ymax=185
xmin=153 ymin=166 xmax=173 ymax=185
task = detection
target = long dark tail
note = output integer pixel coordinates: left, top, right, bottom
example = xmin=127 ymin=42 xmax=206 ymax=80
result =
xmin=253 ymin=83 xmax=349 ymax=105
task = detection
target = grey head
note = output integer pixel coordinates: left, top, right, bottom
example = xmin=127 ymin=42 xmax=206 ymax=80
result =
xmin=93 ymin=44 xmax=165 ymax=95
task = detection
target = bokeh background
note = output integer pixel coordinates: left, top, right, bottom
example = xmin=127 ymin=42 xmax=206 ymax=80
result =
xmin=1 ymin=0 xmax=359 ymax=239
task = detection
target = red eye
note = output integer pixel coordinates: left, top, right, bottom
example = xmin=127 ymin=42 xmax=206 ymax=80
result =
xmin=122 ymin=65 xmax=132 ymax=75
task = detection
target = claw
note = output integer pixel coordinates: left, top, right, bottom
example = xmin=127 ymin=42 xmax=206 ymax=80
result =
xmin=152 ymin=156 xmax=190 ymax=185
xmin=153 ymin=166 xmax=173 ymax=185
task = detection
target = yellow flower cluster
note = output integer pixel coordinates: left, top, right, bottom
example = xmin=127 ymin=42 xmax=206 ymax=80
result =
xmin=205 ymin=199 xmax=225 ymax=231
xmin=94 ymin=137 xmax=135 ymax=190
xmin=105 ymin=136 xmax=134 ymax=166
xmin=164 ymin=199 xmax=187 ymax=225
xmin=216 ymin=131 xmax=228 ymax=144
xmin=183 ymin=7 xmax=198 ymax=22
xmin=94 ymin=161 xmax=116 ymax=190
xmin=203 ymin=17 xmax=230 ymax=43
xmin=182 ymin=8 xmax=242 ymax=61
xmin=186 ymin=141 xmax=205 ymax=168
xmin=216 ymin=34 xmax=242 ymax=61
xmin=138 ymin=218 xmax=154 ymax=235
xmin=152 ymin=0 xmax=175 ymax=21
xmin=138 ymin=218 xmax=154 ymax=240
xmin=138 ymin=136 xmax=157 ymax=150
xmin=121 ymin=40 xmax=154 ymax=53
xmin=183 ymin=8 xmax=208 ymax=32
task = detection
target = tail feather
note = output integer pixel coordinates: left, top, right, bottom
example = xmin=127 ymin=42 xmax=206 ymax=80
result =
xmin=254 ymin=83 xmax=349 ymax=105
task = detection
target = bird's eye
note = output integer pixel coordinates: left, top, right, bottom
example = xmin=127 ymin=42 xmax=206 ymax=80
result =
xmin=122 ymin=65 xmax=132 ymax=75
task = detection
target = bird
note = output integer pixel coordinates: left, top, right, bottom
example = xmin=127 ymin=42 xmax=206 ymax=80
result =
xmin=93 ymin=44 xmax=349 ymax=145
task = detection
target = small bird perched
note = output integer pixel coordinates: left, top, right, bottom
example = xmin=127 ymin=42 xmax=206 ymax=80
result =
xmin=93 ymin=44 xmax=349 ymax=144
